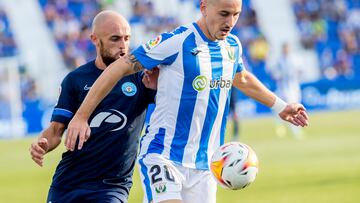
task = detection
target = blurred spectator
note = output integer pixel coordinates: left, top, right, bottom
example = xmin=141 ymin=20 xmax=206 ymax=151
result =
xmin=40 ymin=0 xmax=101 ymax=70
xmin=0 ymin=71 xmax=11 ymax=120
xmin=269 ymin=43 xmax=304 ymax=138
xmin=292 ymin=0 xmax=360 ymax=79
xmin=20 ymin=69 xmax=45 ymax=134
xmin=229 ymin=89 xmax=241 ymax=141
xmin=0 ymin=8 xmax=17 ymax=57
xmin=129 ymin=0 xmax=179 ymax=47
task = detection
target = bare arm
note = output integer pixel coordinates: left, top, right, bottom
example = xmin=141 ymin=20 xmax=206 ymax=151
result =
xmin=29 ymin=122 xmax=65 ymax=166
xmin=76 ymin=55 xmax=144 ymax=119
xmin=233 ymin=71 xmax=308 ymax=127
xmin=65 ymin=55 xmax=145 ymax=151
xmin=233 ymin=71 xmax=276 ymax=107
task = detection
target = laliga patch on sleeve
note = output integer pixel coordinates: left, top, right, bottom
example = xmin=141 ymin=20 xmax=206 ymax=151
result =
xmin=144 ymin=35 xmax=162 ymax=51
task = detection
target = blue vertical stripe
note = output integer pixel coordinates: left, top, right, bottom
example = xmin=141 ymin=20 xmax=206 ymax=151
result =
xmin=227 ymin=36 xmax=240 ymax=77
xmin=219 ymin=93 xmax=230 ymax=145
xmin=218 ymin=36 xmax=241 ymax=145
xmin=195 ymin=44 xmax=223 ymax=169
xmin=146 ymin=128 xmax=166 ymax=154
xmin=170 ymin=33 xmax=199 ymax=163
xmin=139 ymin=157 xmax=152 ymax=203
xmin=139 ymin=125 xmax=150 ymax=150
xmin=226 ymin=35 xmax=243 ymax=73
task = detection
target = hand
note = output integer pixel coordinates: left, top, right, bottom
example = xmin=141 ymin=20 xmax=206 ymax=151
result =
xmin=30 ymin=137 xmax=49 ymax=167
xmin=65 ymin=114 xmax=91 ymax=151
xmin=279 ymin=103 xmax=309 ymax=127
xmin=142 ymin=67 xmax=159 ymax=90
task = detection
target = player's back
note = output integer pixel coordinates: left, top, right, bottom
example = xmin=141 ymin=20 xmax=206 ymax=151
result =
xmin=134 ymin=23 xmax=245 ymax=169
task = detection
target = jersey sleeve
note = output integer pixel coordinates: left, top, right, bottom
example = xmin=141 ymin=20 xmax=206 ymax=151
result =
xmin=50 ymin=73 xmax=78 ymax=125
xmin=236 ymin=40 xmax=246 ymax=73
xmin=132 ymin=26 xmax=188 ymax=70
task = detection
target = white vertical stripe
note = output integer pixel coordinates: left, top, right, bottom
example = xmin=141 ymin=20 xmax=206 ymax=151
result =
xmin=181 ymin=36 xmax=212 ymax=167
xmin=161 ymin=50 xmax=185 ymax=159
xmin=207 ymin=42 xmax=235 ymax=162
xmin=139 ymin=31 xmax=190 ymax=157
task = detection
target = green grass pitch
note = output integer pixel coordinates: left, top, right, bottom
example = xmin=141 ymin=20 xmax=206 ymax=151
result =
xmin=1 ymin=110 xmax=359 ymax=203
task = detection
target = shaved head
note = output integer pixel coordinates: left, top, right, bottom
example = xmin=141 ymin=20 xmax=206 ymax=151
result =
xmin=92 ymin=10 xmax=130 ymax=36
xmin=203 ymin=0 xmax=242 ymax=6
xmin=91 ymin=10 xmax=131 ymax=68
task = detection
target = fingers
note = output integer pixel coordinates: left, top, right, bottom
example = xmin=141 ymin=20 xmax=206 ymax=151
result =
xmin=65 ymin=119 xmax=91 ymax=151
xmin=77 ymin=126 xmax=91 ymax=150
xmin=85 ymin=127 xmax=91 ymax=142
xmin=30 ymin=141 xmax=47 ymax=167
xmin=296 ymin=111 xmax=309 ymax=127
xmin=38 ymin=137 xmax=49 ymax=152
xmin=65 ymin=127 xmax=79 ymax=151
xmin=280 ymin=103 xmax=309 ymax=127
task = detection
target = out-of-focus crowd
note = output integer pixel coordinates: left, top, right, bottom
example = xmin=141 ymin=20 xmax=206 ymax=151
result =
xmin=293 ymin=0 xmax=360 ymax=79
xmin=0 ymin=8 xmax=17 ymax=57
xmin=2 ymin=0 xmax=360 ymax=123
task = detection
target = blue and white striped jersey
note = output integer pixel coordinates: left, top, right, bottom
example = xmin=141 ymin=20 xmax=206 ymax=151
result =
xmin=133 ymin=23 xmax=245 ymax=170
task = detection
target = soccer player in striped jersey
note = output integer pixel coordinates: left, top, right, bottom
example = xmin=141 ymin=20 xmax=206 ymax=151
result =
xmin=66 ymin=1 xmax=309 ymax=203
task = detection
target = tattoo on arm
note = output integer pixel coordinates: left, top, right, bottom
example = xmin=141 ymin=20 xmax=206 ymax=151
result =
xmin=126 ymin=54 xmax=144 ymax=73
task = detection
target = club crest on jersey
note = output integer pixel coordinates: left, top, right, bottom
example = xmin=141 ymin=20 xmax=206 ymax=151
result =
xmin=154 ymin=183 xmax=167 ymax=194
xmin=145 ymin=35 xmax=162 ymax=51
xmin=89 ymin=109 xmax=127 ymax=131
xmin=121 ymin=82 xmax=137 ymax=96
xmin=192 ymin=75 xmax=232 ymax=92
xmin=226 ymin=46 xmax=236 ymax=63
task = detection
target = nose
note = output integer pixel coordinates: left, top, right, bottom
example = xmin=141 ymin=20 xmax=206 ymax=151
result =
xmin=227 ymin=15 xmax=237 ymax=28
xmin=118 ymin=38 xmax=126 ymax=49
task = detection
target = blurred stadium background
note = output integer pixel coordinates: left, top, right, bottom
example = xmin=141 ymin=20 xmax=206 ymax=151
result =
xmin=0 ymin=0 xmax=359 ymax=202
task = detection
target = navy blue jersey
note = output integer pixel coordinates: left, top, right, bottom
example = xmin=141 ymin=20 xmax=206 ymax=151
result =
xmin=50 ymin=60 xmax=155 ymax=190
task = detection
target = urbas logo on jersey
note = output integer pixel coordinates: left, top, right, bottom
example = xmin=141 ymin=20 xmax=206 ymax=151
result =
xmin=145 ymin=35 xmax=162 ymax=51
xmin=192 ymin=75 xmax=232 ymax=92
xmin=89 ymin=109 xmax=127 ymax=131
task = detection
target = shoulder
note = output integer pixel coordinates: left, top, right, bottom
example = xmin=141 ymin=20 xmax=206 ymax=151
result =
xmin=160 ymin=25 xmax=191 ymax=42
xmin=143 ymin=25 xmax=191 ymax=51
xmin=227 ymin=34 xmax=242 ymax=49
xmin=62 ymin=61 xmax=94 ymax=85
xmin=66 ymin=61 xmax=94 ymax=78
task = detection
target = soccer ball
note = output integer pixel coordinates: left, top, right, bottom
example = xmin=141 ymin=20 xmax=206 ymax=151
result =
xmin=210 ymin=142 xmax=259 ymax=190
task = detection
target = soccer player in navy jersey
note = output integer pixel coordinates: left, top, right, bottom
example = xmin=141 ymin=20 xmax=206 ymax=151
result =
xmin=66 ymin=1 xmax=309 ymax=203
xmin=29 ymin=11 xmax=157 ymax=203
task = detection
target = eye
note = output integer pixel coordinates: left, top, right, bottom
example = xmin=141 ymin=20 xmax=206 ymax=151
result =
xmin=220 ymin=11 xmax=229 ymax=17
xmin=110 ymin=36 xmax=120 ymax=42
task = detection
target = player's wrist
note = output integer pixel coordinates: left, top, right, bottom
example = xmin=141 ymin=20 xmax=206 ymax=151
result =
xmin=271 ymin=96 xmax=287 ymax=114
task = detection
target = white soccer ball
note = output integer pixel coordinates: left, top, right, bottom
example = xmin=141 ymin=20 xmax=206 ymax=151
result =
xmin=210 ymin=142 xmax=259 ymax=190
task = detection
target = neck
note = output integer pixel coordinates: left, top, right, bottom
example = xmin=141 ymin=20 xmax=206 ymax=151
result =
xmin=196 ymin=18 xmax=216 ymax=41
xmin=95 ymin=55 xmax=107 ymax=70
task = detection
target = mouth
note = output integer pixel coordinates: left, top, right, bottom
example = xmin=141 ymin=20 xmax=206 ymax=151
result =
xmin=220 ymin=28 xmax=231 ymax=35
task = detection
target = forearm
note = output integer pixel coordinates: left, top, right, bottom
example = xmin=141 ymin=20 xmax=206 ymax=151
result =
xmin=40 ymin=122 xmax=65 ymax=153
xmin=76 ymin=58 xmax=134 ymax=119
xmin=233 ymin=71 xmax=276 ymax=108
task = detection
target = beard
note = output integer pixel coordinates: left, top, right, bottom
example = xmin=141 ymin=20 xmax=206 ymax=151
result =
xmin=100 ymin=40 xmax=118 ymax=66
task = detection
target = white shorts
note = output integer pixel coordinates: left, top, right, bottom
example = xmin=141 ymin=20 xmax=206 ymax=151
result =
xmin=138 ymin=153 xmax=217 ymax=203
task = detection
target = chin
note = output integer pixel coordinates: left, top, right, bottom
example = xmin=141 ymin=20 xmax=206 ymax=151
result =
xmin=216 ymin=35 xmax=227 ymax=40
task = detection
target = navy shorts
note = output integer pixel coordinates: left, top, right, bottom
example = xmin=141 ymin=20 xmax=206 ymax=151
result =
xmin=47 ymin=187 xmax=129 ymax=203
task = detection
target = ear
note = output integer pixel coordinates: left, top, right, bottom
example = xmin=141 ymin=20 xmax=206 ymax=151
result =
xmin=90 ymin=34 xmax=98 ymax=46
xmin=200 ymin=0 xmax=207 ymax=17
